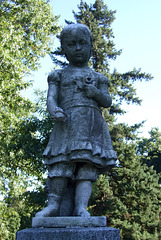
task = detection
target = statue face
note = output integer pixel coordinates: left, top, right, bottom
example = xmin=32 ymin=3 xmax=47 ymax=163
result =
xmin=62 ymin=28 xmax=91 ymax=66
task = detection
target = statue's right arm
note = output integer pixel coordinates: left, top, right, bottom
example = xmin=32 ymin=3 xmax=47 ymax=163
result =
xmin=47 ymin=70 xmax=66 ymax=121
xmin=47 ymin=71 xmax=60 ymax=118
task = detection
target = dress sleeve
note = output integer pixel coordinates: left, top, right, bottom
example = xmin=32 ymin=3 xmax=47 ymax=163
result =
xmin=47 ymin=69 xmax=61 ymax=85
xmin=94 ymin=72 xmax=112 ymax=108
xmin=47 ymin=70 xmax=61 ymax=117
xmin=97 ymin=73 xmax=110 ymax=88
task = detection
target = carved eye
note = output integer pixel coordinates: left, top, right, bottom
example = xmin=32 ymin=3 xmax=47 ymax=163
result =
xmin=79 ymin=39 xmax=88 ymax=45
xmin=68 ymin=42 xmax=75 ymax=47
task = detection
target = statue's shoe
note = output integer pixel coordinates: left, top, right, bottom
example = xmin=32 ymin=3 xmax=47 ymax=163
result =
xmin=73 ymin=207 xmax=90 ymax=218
xmin=35 ymin=206 xmax=59 ymax=217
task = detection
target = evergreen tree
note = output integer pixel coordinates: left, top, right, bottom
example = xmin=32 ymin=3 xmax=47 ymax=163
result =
xmin=90 ymin=140 xmax=161 ymax=239
xmin=137 ymin=128 xmax=161 ymax=179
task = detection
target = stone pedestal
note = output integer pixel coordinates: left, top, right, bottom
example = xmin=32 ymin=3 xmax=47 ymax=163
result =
xmin=16 ymin=227 xmax=120 ymax=240
xmin=32 ymin=216 xmax=107 ymax=228
xmin=16 ymin=217 xmax=120 ymax=240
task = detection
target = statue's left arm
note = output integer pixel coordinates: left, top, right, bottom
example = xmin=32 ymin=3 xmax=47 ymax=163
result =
xmin=84 ymin=73 xmax=112 ymax=108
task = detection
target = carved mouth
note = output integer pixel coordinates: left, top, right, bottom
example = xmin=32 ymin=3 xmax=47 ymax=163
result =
xmin=76 ymin=54 xmax=82 ymax=57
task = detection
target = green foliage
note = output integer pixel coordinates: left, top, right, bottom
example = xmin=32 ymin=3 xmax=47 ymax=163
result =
xmin=111 ymin=162 xmax=161 ymax=240
xmin=0 ymin=0 xmax=59 ymax=72
xmin=109 ymin=69 xmax=152 ymax=115
xmin=89 ymin=174 xmax=114 ymax=218
xmin=137 ymin=128 xmax=161 ymax=180
xmin=0 ymin=0 xmax=59 ymax=237
xmin=0 ymin=0 xmax=58 ymax=187
xmin=4 ymin=186 xmax=47 ymax=230
xmin=0 ymin=90 xmax=54 ymax=231
xmin=17 ymin=189 xmax=47 ymax=230
xmin=91 ymin=152 xmax=161 ymax=239
xmin=0 ymin=201 xmax=20 ymax=240
xmin=90 ymin=113 xmax=161 ymax=239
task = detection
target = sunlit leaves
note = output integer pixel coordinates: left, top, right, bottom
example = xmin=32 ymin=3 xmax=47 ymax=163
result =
xmin=0 ymin=1 xmax=59 ymax=237
xmin=0 ymin=0 xmax=59 ymax=178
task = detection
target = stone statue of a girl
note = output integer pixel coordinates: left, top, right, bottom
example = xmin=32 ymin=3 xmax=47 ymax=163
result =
xmin=35 ymin=23 xmax=117 ymax=218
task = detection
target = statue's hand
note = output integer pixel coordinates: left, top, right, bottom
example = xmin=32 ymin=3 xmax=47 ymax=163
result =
xmin=52 ymin=107 xmax=67 ymax=122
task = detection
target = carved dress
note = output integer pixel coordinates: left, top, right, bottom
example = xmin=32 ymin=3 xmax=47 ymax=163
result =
xmin=43 ymin=66 xmax=117 ymax=170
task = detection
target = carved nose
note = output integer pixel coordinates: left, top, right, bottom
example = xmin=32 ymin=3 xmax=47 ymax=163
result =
xmin=76 ymin=43 xmax=81 ymax=50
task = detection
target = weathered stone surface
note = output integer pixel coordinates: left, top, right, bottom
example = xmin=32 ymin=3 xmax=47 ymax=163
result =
xmin=35 ymin=23 xmax=117 ymax=219
xmin=32 ymin=216 xmax=107 ymax=228
xmin=16 ymin=227 xmax=120 ymax=240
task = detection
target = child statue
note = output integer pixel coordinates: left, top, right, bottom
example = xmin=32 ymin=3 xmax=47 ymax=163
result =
xmin=35 ymin=23 xmax=117 ymax=218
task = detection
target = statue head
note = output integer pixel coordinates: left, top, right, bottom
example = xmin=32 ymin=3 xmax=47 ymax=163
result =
xmin=60 ymin=23 xmax=93 ymax=66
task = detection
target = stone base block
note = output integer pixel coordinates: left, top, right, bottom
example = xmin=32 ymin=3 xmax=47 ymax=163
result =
xmin=32 ymin=216 xmax=107 ymax=228
xmin=16 ymin=227 xmax=120 ymax=240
